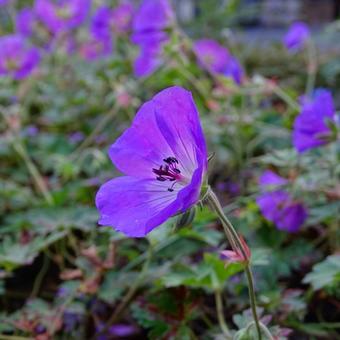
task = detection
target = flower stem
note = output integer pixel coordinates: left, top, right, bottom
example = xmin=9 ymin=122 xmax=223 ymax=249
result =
xmin=205 ymin=188 xmax=263 ymax=340
xmin=305 ymin=40 xmax=317 ymax=96
xmin=214 ymin=289 xmax=232 ymax=339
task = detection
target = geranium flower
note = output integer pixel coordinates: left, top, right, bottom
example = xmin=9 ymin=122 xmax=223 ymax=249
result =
xmin=34 ymin=0 xmax=91 ymax=34
xmin=91 ymin=2 xmax=134 ymax=39
xmin=96 ymin=86 xmax=208 ymax=237
xmin=0 ymin=35 xmax=40 ymax=80
xmin=283 ymin=22 xmax=310 ymax=52
xmin=293 ymin=89 xmax=337 ymax=153
xmin=256 ymin=170 xmax=307 ymax=232
xmin=131 ymin=0 xmax=174 ymax=77
xmin=193 ymin=39 xmax=244 ymax=85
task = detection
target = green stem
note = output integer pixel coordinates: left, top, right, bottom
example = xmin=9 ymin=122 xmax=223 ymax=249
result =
xmin=272 ymin=86 xmax=300 ymax=112
xmin=305 ymin=40 xmax=317 ymax=96
xmin=206 ymin=188 xmax=263 ymax=340
xmin=13 ymin=142 xmax=54 ymax=205
xmin=30 ymin=252 xmax=50 ymax=298
xmin=214 ymin=289 xmax=232 ymax=339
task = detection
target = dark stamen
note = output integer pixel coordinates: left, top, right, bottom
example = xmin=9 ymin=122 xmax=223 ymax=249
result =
xmin=153 ymin=156 xmax=181 ymax=191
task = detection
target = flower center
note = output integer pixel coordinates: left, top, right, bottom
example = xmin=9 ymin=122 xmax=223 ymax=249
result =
xmin=152 ymin=157 xmax=182 ymax=192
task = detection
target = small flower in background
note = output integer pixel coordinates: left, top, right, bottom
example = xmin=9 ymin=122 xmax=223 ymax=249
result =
xmin=293 ymin=89 xmax=337 ymax=153
xmin=96 ymin=86 xmax=207 ymax=237
xmin=34 ymin=0 xmax=91 ymax=34
xmin=91 ymin=2 xmax=134 ymax=39
xmin=96 ymin=323 xmax=137 ymax=340
xmin=194 ymin=39 xmax=230 ymax=74
xmin=25 ymin=125 xmax=39 ymax=137
xmin=16 ymin=8 xmax=36 ymax=37
xmin=0 ymin=0 xmax=11 ymax=6
xmin=0 ymin=35 xmax=40 ymax=80
xmin=283 ymin=21 xmax=310 ymax=52
xmin=193 ymin=39 xmax=244 ymax=85
xmin=221 ymin=236 xmax=251 ymax=264
xmin=256 ymin=170 xmax=307 ymax=232
xmin=69 ymin=131 xmax=85 ymax=144
xmin=131 ymin=0 xmax=174 ymax=77
xmin=79 ymin=34 xmax=113 ymax=61
xmin=224 ymin=56 xmax=244 ymax=85
xmin=132 ymin=31 xmax=168 ymax=77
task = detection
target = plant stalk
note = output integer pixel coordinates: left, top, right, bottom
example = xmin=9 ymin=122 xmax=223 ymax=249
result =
xmin=206 ymin=188 xmax=263 ymax=340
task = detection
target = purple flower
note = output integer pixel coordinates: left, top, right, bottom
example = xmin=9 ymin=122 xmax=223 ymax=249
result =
xmin=16 ymin=8 xmax=36 ymax=37
xmin=256 ymin=171 xmax=307 ymax=232
xmin=224 ymin=56 xmax=244 ymax=85
xmin=193 ymin=39 xmax=244 ymax=84
xmin=132 ymin=0 xmax=173 ymax=33
xmin=96 ymin=86 xmax=208 ymax=237
xmin=194 ymin=39 xmax=230 ymax=74
xmin=0 ymin=0 xmax=11 ymax=6
xmin=292 ymin=89 xmax=336 ymax=153
xmin=283 ymin=22 xmax=310 ymax=52
xmin=92 ymin=2 xmax=134 ymax=38
xmin=0 ymin=35 xmax=40 ymax=80
xmin=259 ymin=170 xmax=288 ymax=187
xmin=132 ymin=31 xmax=168 ymax=77
xmin=34 ymin=0 xmax=91 ymax=34
xmin=131 ymin=0 xmax=174 ymax=78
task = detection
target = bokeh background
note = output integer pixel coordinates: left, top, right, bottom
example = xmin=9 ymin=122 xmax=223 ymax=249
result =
xmin=0 ymin=1 xmax=339 ymax=339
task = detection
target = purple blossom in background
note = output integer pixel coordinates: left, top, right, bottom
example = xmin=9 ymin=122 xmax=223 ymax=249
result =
xmin=35 ymin=0 xmax=91 ymax=34
xmin=96 ymin=86 xmax=208 ymax=237
xmin=0 ymin=35 xmax=40 ymax=80
xmin=80 ymin=34 xmax=113 ymax=61
xmin=16 ymin=8 xmax=36 ymax=37
xmin=133 ymin=0 xmax=173 ymax=32
xmin=256 ymin=170 xmax=307 ymax=232
xmin=25 ymin=125 xmax=39 ymax=137
xmin=293 ymin=89 xmax=336 ymax=153
xmin=96 ymin=323 xmax=137 ymax=340
xmin=194 ymin=39 xmax=230 ymax=74
xmin=283 ymin=22 xmax=310 ymax=52
xmin=194 ymin=39 xmax=244 ymax=84
xmin=131 ymin=0 xmax=174 ymax=77
xmin=69 ymin=131 xmax=85 ymax=143
xmin=259 ymin=170 xmax=288 ymax=187
xmin=132 ymin=31 xmax=168 ymax=77
xmin=92 ymin=2 xmax=134 ymax=39
xmin=224 ymin=56 xmax=244 ymax=85
xmin=0 ymin=0 xmax=10 ymax=6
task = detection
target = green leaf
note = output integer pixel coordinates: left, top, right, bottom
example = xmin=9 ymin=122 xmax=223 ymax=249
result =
xmin=303 ymin=255 xmax=340 ymax=291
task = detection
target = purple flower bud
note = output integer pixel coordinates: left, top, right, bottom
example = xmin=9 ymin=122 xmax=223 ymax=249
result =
xmin=283 ymin=22 xmax=310 ymax=52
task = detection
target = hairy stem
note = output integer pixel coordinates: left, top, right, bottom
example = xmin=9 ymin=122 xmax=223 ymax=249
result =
xmin=206 ymin=188 xmax=263 ymax=340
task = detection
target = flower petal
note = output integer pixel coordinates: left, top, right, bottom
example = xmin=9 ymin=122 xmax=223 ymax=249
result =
xmin=152 ymin=86 xmax=208 ymax=176
xmin=109 ymin=86 xmax=207 ymax=180
xmin=96 ymin=176 xmax=180 ymax=237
